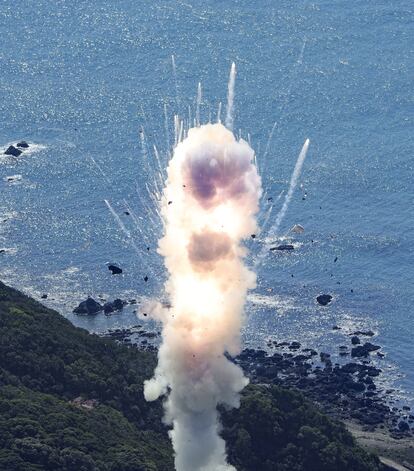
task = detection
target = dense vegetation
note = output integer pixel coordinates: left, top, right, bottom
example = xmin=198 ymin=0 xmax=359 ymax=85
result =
xmin=0 ymin=281 xmax=383 ymax=470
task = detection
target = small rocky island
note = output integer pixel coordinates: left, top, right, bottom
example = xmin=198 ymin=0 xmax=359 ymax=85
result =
xmin=3 ymin=141 xmax=30 ymax=157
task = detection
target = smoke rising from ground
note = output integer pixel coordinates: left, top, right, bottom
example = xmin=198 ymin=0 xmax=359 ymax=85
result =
xmin=144 ymin=123 xmax=262 ymax=471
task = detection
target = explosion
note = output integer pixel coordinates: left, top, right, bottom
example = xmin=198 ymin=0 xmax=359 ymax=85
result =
xmin=144 ymin=123 xmax=262 ymax=471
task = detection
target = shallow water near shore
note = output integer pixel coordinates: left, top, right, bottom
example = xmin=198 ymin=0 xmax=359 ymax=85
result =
xmin=0 ymin=1 xmax=413 ymax=408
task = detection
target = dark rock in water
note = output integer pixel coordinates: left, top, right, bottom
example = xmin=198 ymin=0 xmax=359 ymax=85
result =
xmin=316 ymin=294 xmax=332 ymax=306
xmin=108 ymin=264 xmax=122 ymax=275
xmin=351 ymin=330 xmax=375 ymax=337
xmin=251 ymin=234 xmax=256 ymax=239
xmin=332 ymin=325 xmax=341 ymax=330
xmin=144 ymin=275 xmax=148 ymax=282
xmin=41 ymin=294 xmax=48 ymax=299
xmin=270 ymin=244 xmax=294 ymax=251
xmin=104 ymin=298 xmax=126 ymax=314
xmin=124 ymin=211 xmax=130 ymax=216
xmin=351 ymin=336 xmax=361 ymax=345
xmin=320 ymin=352 xmax=331 ymax=362
xmin=232 ymin=345 xmax=407 ymax=434
xmin=341 ymin=362 xmax=360 ymax=374
xmin=289 ymin=341 xmax=301 ymax=350
xmin=73 ymin=297 xmax=102 ymax=315
xmin=103 ymin=303 xmax=114 ymax=314
xmin=344 ymin=380 xmax=365 ymax=393
xmin=4 ymin=145 xmax=22 ymax=157
xmin=16 ymin=141 xmax=29 ymax=148
xmin=398 ymin=421 xmax=410 ymax=432
xmin=365 ymin=365 xmax=381 ymax=376
xmin=351 ymin=342 xmax=381 ymax=358
xmin=139 ymin=331 xmax=157 ymax=339
xmin=113 ymin=298 xmax=126 ymax=310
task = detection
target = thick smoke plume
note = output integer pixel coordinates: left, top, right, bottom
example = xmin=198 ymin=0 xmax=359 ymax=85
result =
xmin=144 ymin=123 xmax=262 ymax=471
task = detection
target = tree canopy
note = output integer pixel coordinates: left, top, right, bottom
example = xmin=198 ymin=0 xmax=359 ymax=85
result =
xmin=0 ymin=282 xmax=383 ymax=470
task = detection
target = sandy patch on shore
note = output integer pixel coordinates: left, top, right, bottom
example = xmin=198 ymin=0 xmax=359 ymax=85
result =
xmin=345 ymin=420 xmax=414 ymax=470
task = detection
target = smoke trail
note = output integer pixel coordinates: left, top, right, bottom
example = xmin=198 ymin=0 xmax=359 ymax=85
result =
xmin=262 ymin=38 xmax=307 ymax=162
xmin=88 ymin=155 xmax=112 ymax=187
xmin=225 ymin=63 xmax=236 ymax=131
xmin=172 ymin=55 xmax=180 ymax=109
xmin=253 ymin=140 xmax=309 ymax=267
xmin=144 ymin=123 xmax=262 ymax=471
xmin=196 ymin=82 xmax=202 ymax=127
xmin=104 ymin=199 xmax=140 ymax=254
xmin=188 ymin=105 xmax=193 ymax=128
xmin=266 ymin=138 xmax=309 ymax=242
xmin=164 ymin=103 xmax=171 ymax=155
xmin=217 ymin=102 xmax=222 ymax=123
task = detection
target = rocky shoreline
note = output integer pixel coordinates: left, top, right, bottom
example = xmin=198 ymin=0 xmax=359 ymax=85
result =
xmin=234 ymin=345 xmax=412 ymax=437
xmin=99 ymin=323 xmax=414 ymax=469
xmin=98 ymin=325 xmax=413 ymax=441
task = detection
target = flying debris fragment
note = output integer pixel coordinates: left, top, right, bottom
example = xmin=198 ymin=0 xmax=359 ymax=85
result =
xmin=290 ymin=224 xmax=304 ymax=234
xmin=316 ymin=294 xmax=332 ymax=306
xmin=108 ymin=264 xmax=122 ymax=275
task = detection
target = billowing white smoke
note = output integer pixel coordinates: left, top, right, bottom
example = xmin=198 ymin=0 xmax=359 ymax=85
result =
xmin=144 ymin=123 xmax=262 ymax=471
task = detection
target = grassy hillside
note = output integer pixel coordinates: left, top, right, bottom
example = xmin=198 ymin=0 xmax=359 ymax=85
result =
xmin=0 ymin=281 xmax=383 ymax=470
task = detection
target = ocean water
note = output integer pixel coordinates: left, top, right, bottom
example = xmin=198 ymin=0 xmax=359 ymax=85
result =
xmin=1 ymin=1 xmax=413 ymax=405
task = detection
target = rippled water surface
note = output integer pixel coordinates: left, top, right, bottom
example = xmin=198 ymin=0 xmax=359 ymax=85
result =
xmin=0 ymin=1 xmax=413 ymax=404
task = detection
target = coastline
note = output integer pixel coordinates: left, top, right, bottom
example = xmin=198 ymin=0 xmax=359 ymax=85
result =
xmin=346 ymin=421 xmax=414 ymax=471
xmin=100 ymin=320 xmax=414 ymax=469
xmin=0 ymin=279 xmax=386 ymax=471
xmin=1 ymin=279 xmax=413 ymax=469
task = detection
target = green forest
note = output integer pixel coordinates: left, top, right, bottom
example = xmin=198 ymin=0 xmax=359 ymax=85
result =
xmin=0 ymin=281 xmax=383 ymax=471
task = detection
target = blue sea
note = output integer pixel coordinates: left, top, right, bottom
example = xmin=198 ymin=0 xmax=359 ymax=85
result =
xmin=1 ymin=1 xmax=413 ymax=406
